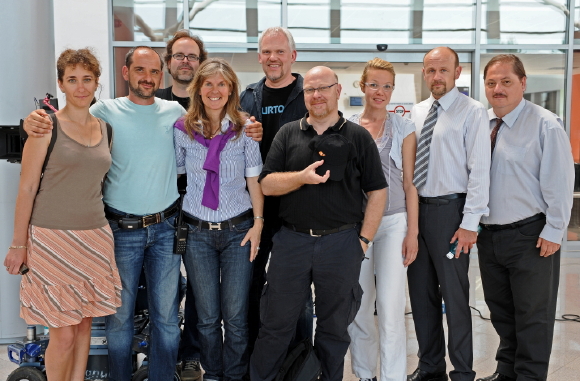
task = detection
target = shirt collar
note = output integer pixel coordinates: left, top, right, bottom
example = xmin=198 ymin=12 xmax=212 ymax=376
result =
xmin=429 ymin=86 xmax=459 ymax=111
xmin=197 ymin=114 xmax=233 ymax=134
xmin=487 ymin=98 xmax=526 ymax=129
xmin=300 ymin=111 xmax=347 ymax=131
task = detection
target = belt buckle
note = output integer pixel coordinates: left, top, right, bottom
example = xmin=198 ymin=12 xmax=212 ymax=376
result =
xmin=142 ymin=213 xmax=161 ymax=228
xmin=309 ymin=229 xmax=321 ymax=237
xmin=208 ymin=222 xmax=222 ymax=231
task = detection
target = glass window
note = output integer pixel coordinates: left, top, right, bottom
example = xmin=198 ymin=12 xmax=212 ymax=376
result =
xmin=481 ymin=0 xmax=568 ymax=44
xmin=287 ymin=0 xmax=330 ymax=44
xmin=312 ymin=0 xmax=476 ymax=45
xmin=188 ymin=0 xmax=247 ymax=43
xmin=575 ymin=0 xmax=580 ymax=44
xmin=113 ymin=0 xmax=185 ymax=42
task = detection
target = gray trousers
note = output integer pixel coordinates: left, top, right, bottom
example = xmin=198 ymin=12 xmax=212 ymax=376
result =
xmin=407 ymin=198 xmax=475 ymax=381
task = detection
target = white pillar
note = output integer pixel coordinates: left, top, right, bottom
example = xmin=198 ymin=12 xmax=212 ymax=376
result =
xmin=0 ymin=0 xmax=56 ymax=342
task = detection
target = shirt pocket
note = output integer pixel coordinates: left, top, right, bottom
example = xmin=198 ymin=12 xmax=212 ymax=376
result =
xmin=497 ymin=143 xmax=528 ymax=176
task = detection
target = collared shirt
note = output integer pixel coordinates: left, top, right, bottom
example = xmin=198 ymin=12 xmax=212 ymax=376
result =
xmin=481 ymin=99 xmax=574 ymax=243
xmin=90 ymin=97 xmax=184 ymax=215
xmin=175 ymin=115 xmax=263 ymax=222
xmin=411 ymin=86 xmax=491 ymax=231
xmin=259 ymin=112 xmax=387 ymax=230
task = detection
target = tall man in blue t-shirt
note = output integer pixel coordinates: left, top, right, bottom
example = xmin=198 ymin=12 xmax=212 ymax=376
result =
xmin=23 ymin=46 xmax=186 ymax=381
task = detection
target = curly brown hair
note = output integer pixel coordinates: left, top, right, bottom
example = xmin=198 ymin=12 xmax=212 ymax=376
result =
xmin=183 ymin=58 xmax=246 ymax=140
xmin=57 ymin=48 xmax=101 ymax=82
xmin=165 ymin=30 xmax=208 ymax=69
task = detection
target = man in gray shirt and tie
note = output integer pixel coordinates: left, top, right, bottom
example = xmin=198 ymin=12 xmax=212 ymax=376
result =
xmin=408 ymin=47 xmax=490 ymax=381
xmin=476 ymin=54 xmax=574 ymax=381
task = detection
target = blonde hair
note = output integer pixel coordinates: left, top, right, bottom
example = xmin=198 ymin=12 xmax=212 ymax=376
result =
xmin=359 ymin=58 xmax=396 ymax=90
xmin=184 ymin=58 xmax=245 ymax=139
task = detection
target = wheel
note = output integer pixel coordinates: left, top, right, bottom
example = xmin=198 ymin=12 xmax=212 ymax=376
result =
xmin=7 ymin=367 xmax=47 ymax=381
xmin=131 ymin=366 xmax=181 ymax=381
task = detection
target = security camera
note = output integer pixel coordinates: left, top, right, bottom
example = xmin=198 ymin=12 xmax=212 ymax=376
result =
xmin=376 ymin=44 xmax=388 ymax=52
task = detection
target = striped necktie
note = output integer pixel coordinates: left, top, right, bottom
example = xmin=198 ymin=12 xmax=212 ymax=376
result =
xmin=490 ymin=118 xmax=503 ymax=153
xmin=413 ymin=100 xmax=440 ymax=189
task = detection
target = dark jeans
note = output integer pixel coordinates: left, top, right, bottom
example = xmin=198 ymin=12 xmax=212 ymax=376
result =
xmin=250 ymin=226 xmax=364 ymax=381
xmin=477 ymin=217 xmax=559 ymax=381
xmin=407 ymin=198 xmax=475 ymax=381
xmin=183 ymin=217 xmax=254 ymax=381
xmin=179 ymin=281 xmax=201 ymax=362
xmin=105 ymin=205 xmax=181 ymax=381
xmin=248 ymin=223 xmax=314 ymax=357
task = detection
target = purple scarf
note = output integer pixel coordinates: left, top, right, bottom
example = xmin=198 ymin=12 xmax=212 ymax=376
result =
xmin=174 ymin=118 xmax=235 ymax=210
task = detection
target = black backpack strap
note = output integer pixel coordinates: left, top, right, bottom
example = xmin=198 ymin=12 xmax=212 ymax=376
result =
xmin=41 ymin=113 xmax=59 ymax=176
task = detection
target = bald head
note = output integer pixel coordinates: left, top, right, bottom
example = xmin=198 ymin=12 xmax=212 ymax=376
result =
xmin=305 ymin=66 xmax=339 ymax=84
xmin=422 ymin=47 xmax=462 ymax=99
xmin=424 ymin=47 xmax=459 ymax=68
xmin=303 ymin=66 xmax=342 ymax=120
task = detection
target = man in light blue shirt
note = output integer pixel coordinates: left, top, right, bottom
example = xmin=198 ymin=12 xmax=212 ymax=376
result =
xmin=476 ymin=54 xmax=574 ymax=381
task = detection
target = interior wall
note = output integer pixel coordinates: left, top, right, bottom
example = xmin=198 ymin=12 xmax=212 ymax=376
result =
xmin=53 ymin=0 xmax=112 ymax=104
xmin=0 ymin=0 xmax=56 ymax=342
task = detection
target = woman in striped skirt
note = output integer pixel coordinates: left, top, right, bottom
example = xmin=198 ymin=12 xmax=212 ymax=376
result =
xmin=173 ymin=58 xmax=264 ymax=381
xmin=3 ymin=48 xmax=122 ymax=381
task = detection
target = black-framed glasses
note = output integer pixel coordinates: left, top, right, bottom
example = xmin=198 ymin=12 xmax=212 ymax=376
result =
xmin=303 ymin=83 xmax=338 ymax=95
xmin=172 ymin=53 xmax=200 ymax=62
xmin=364 ymin=83 xmax=394 ymax=92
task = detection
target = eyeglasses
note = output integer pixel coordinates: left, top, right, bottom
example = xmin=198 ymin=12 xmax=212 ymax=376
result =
xmin=303 ymin=83 xmax=338 ymax=95
xmin=364 ymin=83 xmax=394 ymax=92
xmin=172 ymin=53 xmax=200 ymax=62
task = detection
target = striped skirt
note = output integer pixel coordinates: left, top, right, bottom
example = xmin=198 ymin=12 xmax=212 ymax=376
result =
xmin=20 ymin=225 xmax=122 ymax=328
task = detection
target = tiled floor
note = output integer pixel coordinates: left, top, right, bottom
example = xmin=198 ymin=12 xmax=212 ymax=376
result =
xmin=1 ymin=254 xmax=580 ymax=380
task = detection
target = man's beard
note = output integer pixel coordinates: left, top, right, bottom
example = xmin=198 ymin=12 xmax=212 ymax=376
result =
xmin=310 ymin=104 xmax=330 ymax=118
xmin=430 ymin=82 xmax=447 ymax=97
xmin=171 ymin=69 xmax=194 ymax=86
xmin=128 ymin=80 xmax=156 ymax=99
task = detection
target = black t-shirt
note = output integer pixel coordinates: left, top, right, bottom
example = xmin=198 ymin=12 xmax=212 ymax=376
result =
xmin=156 ymin=86 xmax=189 ymax=110
xmin=156 ymin=86 xmax=189 ymax=191
xmin=260 ymin=81 xmax=297 ymax=162
xmin=259 ymin=113 xmax=387 ymax=230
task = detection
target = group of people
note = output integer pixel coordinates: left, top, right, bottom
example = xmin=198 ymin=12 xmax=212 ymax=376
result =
xmin=3 ymin=25 xmax=574 ymax=381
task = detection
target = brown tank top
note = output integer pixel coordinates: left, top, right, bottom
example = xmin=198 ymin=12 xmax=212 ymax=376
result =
xmin=30 ymin=116 xmax=112 ymax=230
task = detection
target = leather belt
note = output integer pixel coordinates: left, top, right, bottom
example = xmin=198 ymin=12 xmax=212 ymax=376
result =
xmin=480 ymin=213 xmax=545 ymax=231
xmin=283 ymin=221 xmax=358 ymax=237
xmin=105 ymin=200 xmax=179 ymax=229
xmin=183 ymin=210 xmax=253 ymax=230
xmin=419 ymin=193 xmax=466 ymax=205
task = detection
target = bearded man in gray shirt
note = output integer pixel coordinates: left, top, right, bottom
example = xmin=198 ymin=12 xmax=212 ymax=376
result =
xmin=476 ymin=54 xmax=574 ymax=381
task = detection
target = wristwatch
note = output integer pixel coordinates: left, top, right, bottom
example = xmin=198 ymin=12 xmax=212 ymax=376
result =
xmin=359 ymin=235 xmax=373 ymax=248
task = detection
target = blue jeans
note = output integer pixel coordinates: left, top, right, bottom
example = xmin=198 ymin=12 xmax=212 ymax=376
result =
xmin=183 ymin=215 xmax=254 ymax=381
xmin=105 ymin=205 xmax=182 ymax=381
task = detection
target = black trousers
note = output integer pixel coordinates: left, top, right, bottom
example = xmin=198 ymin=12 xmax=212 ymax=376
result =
xmin=247 ymin=223 xmax=314 ymax=357
xmin=250 ymin=226 xmax=364 ymax=381
xmin=477 ymin=217 xmax=560 ymax=381
xmin=407 ymin=198 xmax=475 ymax=381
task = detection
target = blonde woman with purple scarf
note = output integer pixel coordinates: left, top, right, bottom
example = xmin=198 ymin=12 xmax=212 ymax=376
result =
xmin=173 ymin=58 xmax=264 ymax=381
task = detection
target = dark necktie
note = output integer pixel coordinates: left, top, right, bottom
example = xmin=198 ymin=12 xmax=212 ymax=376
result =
xmin=413 ymin=100 xmax=440 ymax=188
xmin=490 ymin=118 xmax=503 ymax=153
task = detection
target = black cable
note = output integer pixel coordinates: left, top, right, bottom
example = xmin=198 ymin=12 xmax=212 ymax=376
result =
xmin=404 ymin=307 xmax=580 ymax=323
